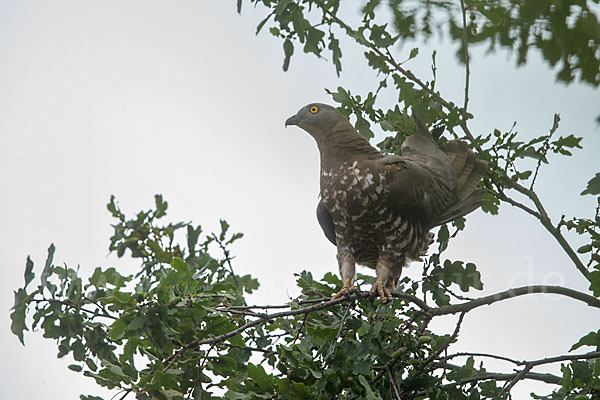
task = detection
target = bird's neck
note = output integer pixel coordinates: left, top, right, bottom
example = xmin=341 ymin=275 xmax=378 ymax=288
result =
xmin=316 ymin=122 xmax=382 ymax=171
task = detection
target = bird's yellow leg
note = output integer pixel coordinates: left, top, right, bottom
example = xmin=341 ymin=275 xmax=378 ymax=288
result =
xmin=369 ymin=276 xmax=392 ymax=303
xmin=333 ymin=249 xmax=357 ymax=299
xmin=332 ymin=276 xmax=358 ymax=299
xmin=370 ymin=258 xmax=395 ymax=303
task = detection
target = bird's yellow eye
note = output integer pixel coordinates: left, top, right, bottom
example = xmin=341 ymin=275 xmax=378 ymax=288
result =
xmin=310 ymin=106 xmax=319 ymax=114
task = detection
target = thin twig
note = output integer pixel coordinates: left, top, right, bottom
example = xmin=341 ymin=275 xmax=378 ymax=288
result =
xmin=421 ymin=312 xmax=465 ymax=369
xmin=418 ymin=314 xmax=433 ymax=335
xmin=32 ymin=298 xmax=117 ymax=320
xmin=214 ymin=307 xmax=269 ymax=318
xmin=459 ymin=0 xmax=470 ymax=117
xmin=438 ymin=282 xmax=476 ymax=301
xmin=292 ymin=312 xmax=309 ymax=344
xmin=211 ymin=233 xmax=240 ymax=287
xmin=530 ymin=114 xmax=560 ymax=190
xmin=502 ymin=364 xmax=533 ymax=396
xmin=191 ymin=292 xmax=425 ymax=347
xmin=314 ymin=0 xmax=453 ymax=110
xmin=115 ymin=389 xmax=132 ymax=400
xmin=327 ymin=302 xmax=352 ymax=357
xmin=445 ymin=350 xmax=600 ymax=368
xmin=224 ymin=304 xmax=295 ymax=310
xmin=399 ymin=310 xmax=425 ymax=331
xmin=387 ymin=368 xmax=402 ymax=400
xmin=511 ymin=180 xmax=591 ymax=280
xmin=443 ymin=351 xmax=522 ymax=365
xmin=229 ymin=345 xmax=276 ymax=356
xmin=527 ymin=351 xmax=600 ymax=367
xmin=490 ymin=188 xmax=541 ymax=219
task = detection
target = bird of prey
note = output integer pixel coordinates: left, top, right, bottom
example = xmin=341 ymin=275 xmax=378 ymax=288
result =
xmin=285 ymin=103 xmax=487 ymax=302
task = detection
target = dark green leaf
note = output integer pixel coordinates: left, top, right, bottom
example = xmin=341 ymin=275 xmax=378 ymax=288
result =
xmin=10 ymin=291 xmax=28 ymax=345
xmin=570 ymin=330 xmax=600 ymax=351
xmin=328 ymin=33 xmax=342 ymax=76
xmin=283 ymin=39 xmax=294 ymax=71
xmin=256 ymin=13 xmax=272 ymax=35
xmin=589 ymin=271 xmax=600 ymax=297
xmin=581 ymin=173 xmax=600 ymax=196
xmin=41 ymin=243 xmax=56 ymax=290
xmin=154 ymin=194 xmax=168 ymax=218
xmin=358 ymin=375 xmax=383 ymax=400
xmin=24 ymin=256 xmax=34 ymax=288
xmin=69 ymin=364 xmax=83 ymax=372
xmin=171 ymin=257 xmax=189 ymax=272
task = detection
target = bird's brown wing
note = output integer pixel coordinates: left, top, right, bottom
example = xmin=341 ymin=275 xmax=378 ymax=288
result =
xmin=384 ymin=111 xmax=487 ymax=229
xmin=382 ymin=153 xmax=458 ymax=227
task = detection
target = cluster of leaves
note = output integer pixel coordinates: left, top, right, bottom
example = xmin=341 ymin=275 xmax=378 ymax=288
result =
xmin=241 ymin=0 xmax=600 ymax=87
xmin=458 ymin=0 xmax=600 ymax=86
xmin=2 ymin=199 xmax=496 ymax=399
xmin=561 ymin=197 xmax=600 ymax=296
xmin=12 ymin=197 xmax=600 ymax=399
xmin=11 ymin=196 xmax=258 ymax=399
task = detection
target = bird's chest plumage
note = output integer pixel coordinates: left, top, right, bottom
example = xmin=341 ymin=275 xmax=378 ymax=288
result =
xmin=320 ymin=160 xmax=422 ymax=266
xmin=320 ymin=161 xmax=385 ymax=218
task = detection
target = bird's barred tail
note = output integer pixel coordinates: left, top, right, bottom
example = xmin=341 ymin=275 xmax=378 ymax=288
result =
xmin=431 ymin=141 xmax=488 ymax=226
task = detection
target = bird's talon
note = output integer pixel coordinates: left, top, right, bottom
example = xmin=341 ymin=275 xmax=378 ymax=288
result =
xmin=332 ymin=285 xmax=357 ymax=300
xmin=370 ymin=281 xmax=392 ymax=303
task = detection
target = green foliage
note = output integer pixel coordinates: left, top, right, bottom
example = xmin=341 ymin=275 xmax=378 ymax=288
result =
xmin=10 ymin=1 xmax=600 ymax=399
xmin=582 ymin=174 xmax=600 ymax=197
xmin=243 ymin=0 xmax=600 ymax=87
xmin=12 ymin=198 xmax=256 ymax=399
xmin=11 ymin=196 xmax=600 ymax=399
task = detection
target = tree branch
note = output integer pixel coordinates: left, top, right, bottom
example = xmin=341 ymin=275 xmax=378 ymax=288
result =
xmin=502 ymin=364 xmax=532 ymax=395
xmin=163 ymin=286 xmax=598 ymax=371
xmin=457 ymin=370 xmax=560 ymax=385
xmin=193 ymin=292 xmax=427 ymax=347
xmin=387 ymin=368 xmax=402 ymax=400
xmin=327 ymin=302 xmax=352 ymax=357
xmin=431 ymin=362 xmax=561 ymax=385
xmin=443 ymin=351 xmax=521 ymax=365
xmin=421 ymin=312 xmax=465 ymax=369
xmin=211 ymin=234 xmax=240 ymax=287
xmin=509 ymin=181 xmax=591 ymax=281
xmin=490 ymin=188 xmax=541 ymax=219
xmin=459 ymin=0 xmax=470 ymax=117
xmin=431 ymin=285 xmax=600 ymax=316
xmin=443 ymin=351 xmax=600 ymax=370
xmin=527 ymin=351 xmax=600 ymax=367
xmin=314 ymin=0 xmax=454 ymax=110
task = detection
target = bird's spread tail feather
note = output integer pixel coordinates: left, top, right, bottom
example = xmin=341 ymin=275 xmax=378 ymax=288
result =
xmin=431 ymin=140 xmax=487 ymax=226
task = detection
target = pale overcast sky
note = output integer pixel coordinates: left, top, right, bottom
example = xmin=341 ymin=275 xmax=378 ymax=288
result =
xmin=1 ymin=1 xmax=599 ymax=399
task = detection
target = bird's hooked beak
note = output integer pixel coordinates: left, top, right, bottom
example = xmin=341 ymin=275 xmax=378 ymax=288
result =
xmin=285 ymin=114 xmax=300 ymax=127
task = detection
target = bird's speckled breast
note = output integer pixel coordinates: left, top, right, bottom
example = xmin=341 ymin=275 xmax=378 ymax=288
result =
xmin=320 ymin=160 xmax=425 ymax=267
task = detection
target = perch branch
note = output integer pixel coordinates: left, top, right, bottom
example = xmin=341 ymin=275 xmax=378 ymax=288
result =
xmin=165 ymin=286 xmax=599 ymax=367
xmin=431 ymin=285 xmax=600 ymax=316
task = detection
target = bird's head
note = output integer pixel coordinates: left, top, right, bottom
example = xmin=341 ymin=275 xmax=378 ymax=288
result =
xmin=285 ymin=103 xmax=345 ymax=139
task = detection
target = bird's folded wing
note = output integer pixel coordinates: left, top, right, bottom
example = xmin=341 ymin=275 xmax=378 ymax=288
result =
xmin=382 ymin=154 xmax=457 ymax=225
